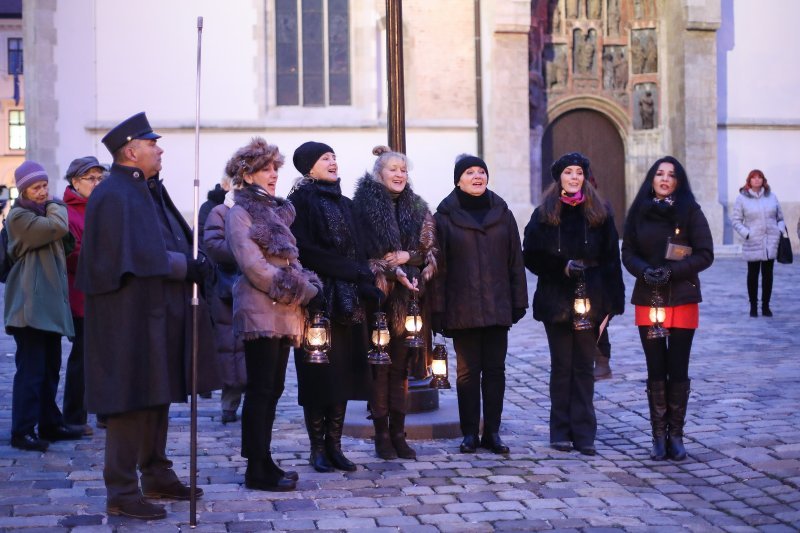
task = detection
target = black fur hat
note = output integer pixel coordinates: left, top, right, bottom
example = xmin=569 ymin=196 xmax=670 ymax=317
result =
xmin=551 ymin=152 xmax=590 ymax=182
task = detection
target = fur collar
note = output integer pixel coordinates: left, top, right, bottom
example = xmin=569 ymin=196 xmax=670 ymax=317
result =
xmin=234 ymin=185 xmax=298 ymax=260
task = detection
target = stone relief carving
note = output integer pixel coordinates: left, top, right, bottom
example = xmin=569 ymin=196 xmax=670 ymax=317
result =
xmin=588 ymin=0 xmax=601 ymax=19
xmin=573 ymin=29 xmax=597 ymax=76
xmin=603 ymin=46 xmax=628 ymax=90
xmin=544 ymin=44 xmax=569 ymax=90
xmin=607 ymin=0 xmax=621 ymax=37
xmin=634 ymin=83 xmax=657 ymax=129
xmin=631 ymin=29 xmax=657 ymax=74
xmin=566 ymin=0 xmax=578 ymax=19
xmin=549 ymin=0 xmax=562 ymax=33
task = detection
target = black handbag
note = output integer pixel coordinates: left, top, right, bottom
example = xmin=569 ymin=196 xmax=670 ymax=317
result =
xmin=777 ymin=232 xmax=793 ymax=264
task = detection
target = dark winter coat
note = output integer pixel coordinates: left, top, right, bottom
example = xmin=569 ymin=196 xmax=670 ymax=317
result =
xmin=198 ymin=184 xmax=226 ymax=245
xmin=524 ymin=203 xmax=625 ymax=324
xmin=352 ymin=174 xmax=437 ymax=336
xmin=431 ymin=188 xmax=528 ymax=331
xmin=77 ymin=164 xmax=221 ymax=415
xmin=226 ymin=185 xmax=320 ymax=345
xmin=4 ymin=202 xmax=74 ymax=337
xmin=288 ymin=178 xmax=372 ymax=405
xmin=64 ymin=187 xmax=87 ymax=318
xmin=622 ymin=199 xmax=714 ymax=307
xmin=203 ymin=201 xmax=246 ymax=389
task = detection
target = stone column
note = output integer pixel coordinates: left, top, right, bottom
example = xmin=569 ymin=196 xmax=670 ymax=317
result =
xmin=663 ymin=0 xmax=722 ymax=241
xmin=484 ymin=0 xmax=533 ymax=227
xmin=22 ymin=0 xmax=59 ymax=179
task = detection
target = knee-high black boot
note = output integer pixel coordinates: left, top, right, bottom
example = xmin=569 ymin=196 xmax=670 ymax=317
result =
xmin=666 ymin=380 xmax=691 ymax=461
xmin=325 ymin=403 xmax=357 ymax=471
xmin=303 ymin=406 xmax=334 ymax=473
xmin=646 ymin=380 xmax=668 ymax=460
xmin=370 ymin=367 xmax=396 ymax=460
xmin=389 ymin=411 xmax=416 ymax=459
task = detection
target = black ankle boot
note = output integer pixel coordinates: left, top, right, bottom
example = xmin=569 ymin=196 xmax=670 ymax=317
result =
xmin=325 ymin=403 xmax=356 ymax=471
xmin=762 ymin=302 xmax=772 ymax=317
xmin=245 ymin=458 xmax=296 ymax=492
xmin=303 ymin=406 xmax=334 ymax=473
xmin=646 ymin=380 xmax=668 ymax=460
xmin=749 ymin=302 xmax=758 ymax=317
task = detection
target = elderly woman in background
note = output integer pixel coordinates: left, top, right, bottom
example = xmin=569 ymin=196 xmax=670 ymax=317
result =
xmin=523 ymin=152 xmax=624 ymax=457
xmin=730 ymin=169 xmax=786 ymax=317
xmin=353 ymin=146 xmax=438 ymax=460
xmin=203 ymin=174 xmax=247 ymax=424
xmin=431 ymin=154 xmax=528 ymax=455
xmin=6 ymin=161 xmax=81 ymax=451
xmin=622 ymin=156 xmax=713 ymax=461
xmin=225 ymin=138 xmax=322 ymax=491
xmin=288 ymin=141 xmax=383 ymax=472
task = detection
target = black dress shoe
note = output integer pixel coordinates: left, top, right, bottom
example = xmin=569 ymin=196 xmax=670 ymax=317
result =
xmin=10 ymin=433 xmax=49 ymax=452
xmin=550 ymin=441 xmax=572 ymax=452
xmin=576 ymin=444 xmax=597 ymax=456
xmin=279 ymin=469 xmax=299 ymax=481
xmin=480 ymin=433 xmax=510 ymax=454
xmin=143 ymin=481 xmax=203 ymax=500
xmin=459 ymin=434 xmax=479 ymax=453
xmin=38 ymin=424 xmax=84 ymax=442
xmin=245 ymin=476 xmax=296 ymax=492
xmin=107 ymin=498 xmax=166 ymax=520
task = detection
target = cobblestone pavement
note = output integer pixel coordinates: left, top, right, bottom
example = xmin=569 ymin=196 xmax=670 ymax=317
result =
xmin=1 ymin=258 xmax=799 ymax=531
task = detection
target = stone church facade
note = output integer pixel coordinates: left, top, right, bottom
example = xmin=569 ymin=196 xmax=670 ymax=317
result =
xmin=19 ymin=1 xmax=800 ymax=246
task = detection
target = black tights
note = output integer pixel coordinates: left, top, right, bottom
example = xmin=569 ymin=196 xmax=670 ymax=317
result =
xmin=747 ymin=260 xmax=774 ymax=304
xmin=638 ymin=327 xmax=694 ymax=383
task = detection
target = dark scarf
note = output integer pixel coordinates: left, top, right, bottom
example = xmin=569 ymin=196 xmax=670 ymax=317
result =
xmin=295 ymin=178 xmax=365 ymax=325
xmin=15 ymin=196 xmax=47 ymax=216
xmin=455 ymin=187 xmax=491 ymax=224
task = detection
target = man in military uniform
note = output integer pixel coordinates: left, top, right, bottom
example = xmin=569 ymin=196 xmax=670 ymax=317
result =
xmin=77 ymin=112 xmax=220 ymax=520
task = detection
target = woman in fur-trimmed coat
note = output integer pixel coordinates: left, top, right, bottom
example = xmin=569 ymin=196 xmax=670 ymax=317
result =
xmin=225 ymin=138 xmax=322 ymax=492
xmin=352 ymin=146 xmax=438 ymax=461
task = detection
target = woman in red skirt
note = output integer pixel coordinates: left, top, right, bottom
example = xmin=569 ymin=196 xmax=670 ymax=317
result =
xmin=622 ymin=156 xmax=714 ymax=461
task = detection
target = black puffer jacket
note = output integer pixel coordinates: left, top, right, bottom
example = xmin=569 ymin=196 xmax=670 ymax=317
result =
xmin=431 ymin=188 xmax=528 ymax=331
xmin=524 ymin=203 xmax=625 ymax=324
xmin=622 ymin=199 xmax=714 ymax=306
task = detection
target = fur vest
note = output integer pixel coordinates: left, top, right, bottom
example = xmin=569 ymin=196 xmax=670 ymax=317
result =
xmin=227 ymin=185 xmax=321 ymax=343
xmin=353 ymin=174 xmax=438 ymax=335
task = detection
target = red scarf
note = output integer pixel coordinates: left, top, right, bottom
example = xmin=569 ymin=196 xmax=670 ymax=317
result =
xmin=560 ymin=189 xmax=585 ymax=207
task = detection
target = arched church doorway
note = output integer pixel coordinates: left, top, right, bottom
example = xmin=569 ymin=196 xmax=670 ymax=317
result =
xmin=542 ymin=108 xmax=626 ymax=235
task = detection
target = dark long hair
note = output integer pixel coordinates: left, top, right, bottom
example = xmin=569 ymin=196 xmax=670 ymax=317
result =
xmin=625 ymin=156 xmax=697 ymax=231
xmin=539 ymin=177 xmax=608 ymax=227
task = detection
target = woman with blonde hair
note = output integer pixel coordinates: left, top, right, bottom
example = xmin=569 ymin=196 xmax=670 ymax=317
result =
xmin=353 ymin=146 xmax=438 ymax=460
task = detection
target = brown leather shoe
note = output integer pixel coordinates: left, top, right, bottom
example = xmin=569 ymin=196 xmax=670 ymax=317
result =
xmin=107 ymin=498 xmax=166 ymax=520
xmin=143 ymin=481 xmax=203 ymax=500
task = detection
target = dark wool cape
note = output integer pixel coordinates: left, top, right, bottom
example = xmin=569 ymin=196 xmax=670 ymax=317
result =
xmin=352 ymin=174 xmax=437 ymax=336
xmin=288 ymin=178 xmax=371 ymax=405
xmin=77 ymin=164 xmax=221 ymax=415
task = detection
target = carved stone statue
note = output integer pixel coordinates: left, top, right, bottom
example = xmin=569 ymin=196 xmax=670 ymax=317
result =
xmin=603 ymin=49 xmax=615 ymax=89
xmin=588 ymin=0 xmax=601 ymax=19
xmin=607 ymin=0 xmax=621 ymax=37
xmin=639 ymin=90 xmax=655 ymax=129
xmin=544 ymin=45 xmax=569 ymax=90
xmin=566 ymin=0 xmax=578 ymax=18
xmin=634 ymin=0 xmax=644 ymax=19
xmin=550 ymin=0 xmax=562 ymax=33
xmin=574 ymin=29 xmax=596 ymax=76
xmin=612 ymin=48 xmax=628 ymax=89
xmin=643 ymin=32 xmax=658 ymax=72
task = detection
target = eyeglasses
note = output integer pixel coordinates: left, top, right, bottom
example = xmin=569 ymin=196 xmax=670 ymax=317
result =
xmin=78 ymin=176 xmax=104 ymax=184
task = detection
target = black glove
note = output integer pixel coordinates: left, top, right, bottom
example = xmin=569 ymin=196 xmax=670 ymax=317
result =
xmin=431 ymin=312 xmax=445 ymax=335
xmin=357 ymin=265 xmax=375 ymax=284
xmin=185 ymin=252 xmax=213 ymax=285
xmin=565 ymin=259 xmax=586 ymax=279
xmin=307 ymin=291 xmax=327 ymax=313
xmin=643 ymin=266 xmax=671 ymax=286
xmin=358 ymin=282 xmax=384 ymax=304
xmin=512 ymin=307 xmax=527 ymax=324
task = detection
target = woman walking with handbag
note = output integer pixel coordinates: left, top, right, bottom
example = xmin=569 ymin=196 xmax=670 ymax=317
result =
xmin=730 ymin=169 xmax=787 ymax=316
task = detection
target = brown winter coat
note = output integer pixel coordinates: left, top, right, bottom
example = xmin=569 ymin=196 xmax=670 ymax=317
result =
xmin=226 ymin=185 xmax=320 ymax=346
xmin=431 ymin=188 xmax=528 ymax=331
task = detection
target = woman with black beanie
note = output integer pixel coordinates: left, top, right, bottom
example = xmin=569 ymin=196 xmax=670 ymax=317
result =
xmin=523 ymin=152 xmax=624 ymax=457
xmin=288 ymin=141 xmax=384 ymax=473
xmin=431 ymin=154 xmax=528 ymax=455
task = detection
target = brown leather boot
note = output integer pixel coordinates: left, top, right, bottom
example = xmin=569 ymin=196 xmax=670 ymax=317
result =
xmin=373 ymin=416 xmax=397 ymax=460
xmin=389 ymin=411 xmax=416 ymax=459
xmin=593 ymin=355 xmax=612 ymax=381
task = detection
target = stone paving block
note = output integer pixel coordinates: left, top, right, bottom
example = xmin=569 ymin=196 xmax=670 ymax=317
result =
xmin=315 ymin=517 xmax=377 ymax=529
xmin=376 ymin=515 xmax=421 ymax=527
